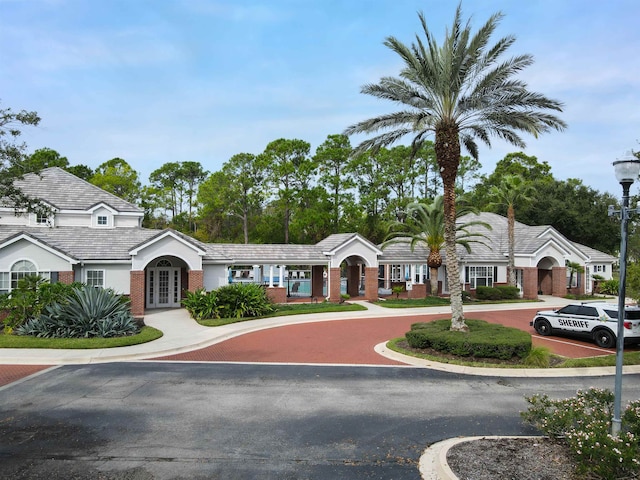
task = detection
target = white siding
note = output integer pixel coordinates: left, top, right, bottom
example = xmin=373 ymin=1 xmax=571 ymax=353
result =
xmin=0 ymin=239 xmax=71 ymax=271
xmin=0 ymin=210 xmax=29 ymax=226
xmin=114 ymin=216 xmax=141 ymax=228
xmin=56 ymin=212 xmax=89 ymax=227
xmin=81 ymin=263 xmax=132 ymax=294
xmin=131 ymin=235 xmax=203 ymax=271
xmin=203 ymin=264 xmax=229 ymax=291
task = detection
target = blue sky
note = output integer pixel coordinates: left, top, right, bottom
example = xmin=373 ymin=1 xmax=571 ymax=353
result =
xmin=1 ymin=0 xmax=639 ymax=196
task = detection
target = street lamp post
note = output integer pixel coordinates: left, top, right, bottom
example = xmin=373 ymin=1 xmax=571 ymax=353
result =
xmin=610 ymin=151 xmax=640 ymax=436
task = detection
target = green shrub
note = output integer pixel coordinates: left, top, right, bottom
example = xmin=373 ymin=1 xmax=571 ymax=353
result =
xmin=599 ymin=278 xmax=620 ymax=295
xmin=522 ymin=388 xmax=640 ymax=478
xmin=495 ymin=285 xmax=520 ymax=299
xmin=0 ymin=276 xmax=81 ymax=332
xmin=182 ymin=283 xmax=274 ymax=320
xmin=216 ymin=283 xmax=274 ymax=318
xmin=182 ymin=289 xmax=221 ymax=320
xmin=405 ymin=319 xmax=531 ymax=359
xmin=15 ymin=286 xmax=138 ymax=338
xmin=522 ymin=346 xmax=551 ymax=367
xmin=475 ymin=286 xmax=502 ymax=300
xmin=475 ymin=285 xmax=519 ymax=300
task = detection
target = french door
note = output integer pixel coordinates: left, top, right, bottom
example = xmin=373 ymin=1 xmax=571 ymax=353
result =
xmin=147 ymin=267 xmax=181 ymax=308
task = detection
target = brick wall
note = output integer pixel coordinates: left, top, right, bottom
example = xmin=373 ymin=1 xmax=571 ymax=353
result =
xmin=58 ymin=271 xmax=75 ymax=285
xmin=364 ymin=267 xmax=378 ymax=301
xmin=130 ymin=270 xmax=145 ymax=317
xmin=188 ymin=270 xmax=204 ymax=292
xmin=408 ymin=283 xmax=427 ymax=299
xmin=266 ymin=287 xmax=287 ymax=304
xmin=311 ymin=265 xmax=324 ymax=298
xmin=552 ymin=266 xmax=567 ymax=296
xmin=329 ymin=267 xmax=341 ymax=302
xmin=522 ymin=267 xmax=538 ymax=300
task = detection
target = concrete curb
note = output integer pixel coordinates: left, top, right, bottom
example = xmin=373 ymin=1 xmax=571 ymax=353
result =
xmin=419 ymin=436 xmax=542 ymax=480
xmin=374 ymin=342 xmax=640 ymax=377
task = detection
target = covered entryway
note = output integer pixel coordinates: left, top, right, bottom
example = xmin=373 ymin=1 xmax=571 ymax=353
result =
xmin=129 ymin=229 xmax=206 ymax=316
xmin=321 ymin=234 xmax=383 ymax=302
xmin=537 ymin=256 xmax=566 ymax=296
xmin=146 ymin=258 xmax=182 ymax=308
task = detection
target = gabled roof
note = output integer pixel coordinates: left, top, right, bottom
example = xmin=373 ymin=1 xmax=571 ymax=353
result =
xmin=129 ymin=229 xmax=208 ymax=256
xmin=206 ymin=243 xmax=328 ymax=264
xmin=0 ymin=226 xmax=161 ymax=261
xmin=318 ymin=233 xmax=383 ymax=256
xmin=456 ymin=212 xmax=616 ymax=263
xmin=0 ymin=230 xmax=79 ymax=263
xmin=4 ymin=167 xmax=143 ymax=214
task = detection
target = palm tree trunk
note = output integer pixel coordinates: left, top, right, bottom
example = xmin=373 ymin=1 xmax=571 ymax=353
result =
xmin=507 ymin=205 xmax=516 ymax=286
xmin=429 ymin=267 xmax=438 ymax=296
xmin=435 ymin=124 xmax=467 ymax=332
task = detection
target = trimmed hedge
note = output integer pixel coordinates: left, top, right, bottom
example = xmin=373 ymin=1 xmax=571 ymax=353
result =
xmin=475 ymin=285 xmax=520 ymax=300
xmin=405 ymin=319 xmax=531 ymax=359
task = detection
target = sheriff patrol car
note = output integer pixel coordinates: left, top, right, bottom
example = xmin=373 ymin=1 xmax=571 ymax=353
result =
xmin=530 ymin=302 xmax=640 ymax=348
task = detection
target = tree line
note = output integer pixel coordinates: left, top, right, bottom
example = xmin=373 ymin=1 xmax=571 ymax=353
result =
xmin=17 ymin=141 xmax=623 ymax=256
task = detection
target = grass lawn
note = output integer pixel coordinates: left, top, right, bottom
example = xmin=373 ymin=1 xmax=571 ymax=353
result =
xmin=198 ymin=301 xmax=367 ymax=327
xmin=0 ymin=326 xmax=163 ymax=349
xmin=375 ymin=297 xmax=451 ymax=308
xmin=375 ymin=297 xmax=540 ymax=308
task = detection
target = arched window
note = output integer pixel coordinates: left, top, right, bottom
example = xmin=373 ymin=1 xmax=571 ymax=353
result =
xmin=11 ymin=260 xmax=37 ymax=289
xmin=156 ymin=259 xmax=172 ymax=267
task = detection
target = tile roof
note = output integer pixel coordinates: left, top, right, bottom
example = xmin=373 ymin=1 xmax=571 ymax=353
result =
xmin=0 ymin=212 xmax=615 ymax=266
xmin=0 ymin=226 xmax=160 ymax=261
xmin=204 ymin=243 xmax=328 ymax=264
xmin=6 ymin=167 xmax=143 ymax=213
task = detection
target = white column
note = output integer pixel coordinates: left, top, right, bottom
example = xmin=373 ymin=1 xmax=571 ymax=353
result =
xmin=268 ymin=265 xmax=274 ymax=287
xmin=411 ymin=264 xmax=417 ymax=285
xmin=279 ymin=265 xmax=285 ymax=287
xmin=253 ymin=265 xmax=260 ymax=283
xmin=417 ymin=265 xmax=424 ymax=284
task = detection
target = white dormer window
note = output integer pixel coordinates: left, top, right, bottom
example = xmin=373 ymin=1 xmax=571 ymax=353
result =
xmin=91 ymin=211 xmax=112 ymax=228
xmin=33 ymin=212 xmax=53 ymax=227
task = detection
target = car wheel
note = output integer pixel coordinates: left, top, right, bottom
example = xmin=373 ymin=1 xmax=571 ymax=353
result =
xmin=534 ymin=318 xmax=552 ymax=336
xmin=593 ymin=329 xmax=616 ymax=348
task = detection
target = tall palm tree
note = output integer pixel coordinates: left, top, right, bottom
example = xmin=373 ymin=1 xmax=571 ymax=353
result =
xmin=344 ymin=4 xmax=566 ymax=331
xmin=383 ymin=196 xmax=489 ymax=297
xmin=488 ymin=174 xmax=533 ymax=287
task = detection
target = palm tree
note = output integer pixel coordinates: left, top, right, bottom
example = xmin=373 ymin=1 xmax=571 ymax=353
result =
xmin=566 ymin=261 xmax=585 ymax=292
xmin=487 ymin=174 xmax=533 ymax=287
xmin=383 ymin=196 xmax=489 ymax=297
xmin=344 ymin=4 xmax=566 ymax=331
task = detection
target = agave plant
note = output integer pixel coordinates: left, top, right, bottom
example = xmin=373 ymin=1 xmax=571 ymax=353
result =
xmin=15 ymin=286 xmax=138 ymax=338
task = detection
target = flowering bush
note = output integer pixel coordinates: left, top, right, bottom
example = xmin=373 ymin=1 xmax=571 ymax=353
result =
xmin=521 ymin=388 xmax=640 ymax=479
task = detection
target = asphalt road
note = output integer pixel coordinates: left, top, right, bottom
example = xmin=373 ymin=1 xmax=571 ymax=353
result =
xmin=2 ymin=362 xmax=638 ymax=479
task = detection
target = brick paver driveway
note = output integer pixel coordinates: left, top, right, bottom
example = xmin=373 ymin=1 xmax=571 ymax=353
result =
xmin=154 ymin=307 xmax=635 ymax=363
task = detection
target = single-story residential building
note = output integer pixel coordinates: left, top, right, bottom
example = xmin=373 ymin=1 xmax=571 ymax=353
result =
xmin=0 ymin=168 xmax=616 ymax=316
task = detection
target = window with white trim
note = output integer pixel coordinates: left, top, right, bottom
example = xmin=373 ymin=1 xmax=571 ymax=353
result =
xmin=86 ymin=270 xmax=105 ymax=288
xmin=97 ymin=215 xmax=108 ymax=226
xmin=390 ymin=265 xmax=403 ymax=281
xmin=0 ymin=261 xmax=50 ymax=293
xmin=465 ymin=266 xmax=497 ymax=289
xmin=566 ymin=268 xmax=579 ymax=288
xmin=11 ymin=260 xmax=38 ymax=289
xmin=0 ymin=272 xmax=9 ymax=294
